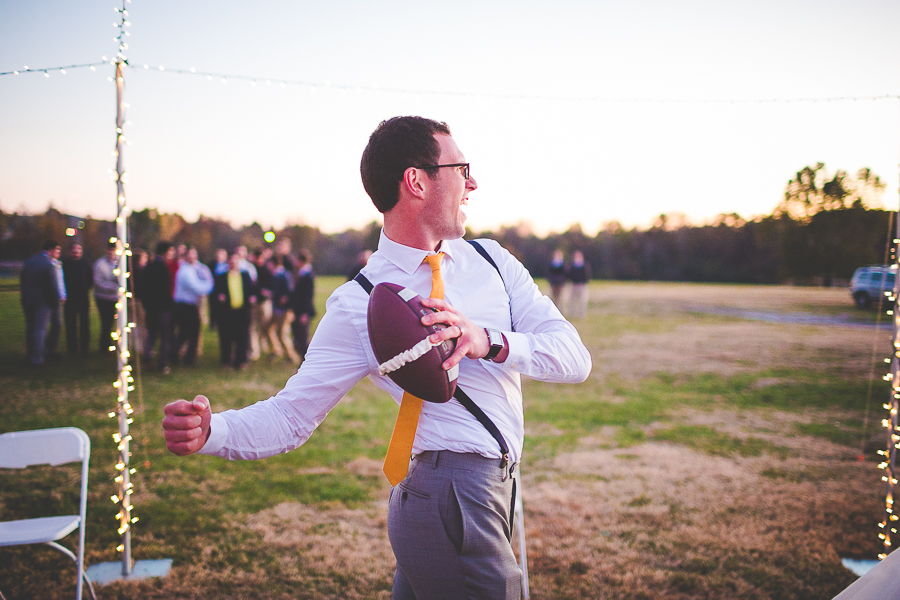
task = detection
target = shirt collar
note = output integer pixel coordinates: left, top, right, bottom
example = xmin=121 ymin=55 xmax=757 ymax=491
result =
xmin=377 ymin=229 xmax=456 ymax=275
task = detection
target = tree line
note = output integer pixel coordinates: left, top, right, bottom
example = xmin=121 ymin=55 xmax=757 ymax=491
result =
xmin=1 ymin=164 xmax=894 ymax=285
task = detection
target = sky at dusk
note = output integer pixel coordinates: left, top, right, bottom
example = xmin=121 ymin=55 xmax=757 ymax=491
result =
xmin=1 ymin=0 xmax=899 ymax=236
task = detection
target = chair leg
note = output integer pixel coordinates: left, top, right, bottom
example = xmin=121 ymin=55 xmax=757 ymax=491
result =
xmin=80 ymin=569 xmax=97 ymax=600
xmin=44 ymin=542 xmax=97 ymax=600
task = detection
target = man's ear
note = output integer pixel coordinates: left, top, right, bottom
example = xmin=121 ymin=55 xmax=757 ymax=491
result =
xmin=401 ymin=167 xmax=427 ymax=199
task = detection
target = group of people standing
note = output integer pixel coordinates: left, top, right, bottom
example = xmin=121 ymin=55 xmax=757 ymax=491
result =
xmin=135 ymin=242 xmax=317 ymax=373
xmin=547 ymin=249 xmax=592 ymax=319
xmin=19 ymin=239 xmax=316 ymax=371
xmin=20 ymin=239 xmax=122 ymax=366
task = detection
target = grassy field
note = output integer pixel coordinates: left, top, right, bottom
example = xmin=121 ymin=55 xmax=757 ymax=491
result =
xmin=0 ymin=278 xmax=892 ymax=599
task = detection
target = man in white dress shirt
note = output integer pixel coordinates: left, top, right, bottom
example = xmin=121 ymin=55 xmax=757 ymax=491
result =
xmin=162 ymin=116 xmax=591 ymax=599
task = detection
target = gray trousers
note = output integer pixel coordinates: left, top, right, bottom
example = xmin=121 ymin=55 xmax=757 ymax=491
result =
xmin=388 ymin=451 xmax=521 ymax=600
xmin=24 ymin=303 xmax=53 ymax=365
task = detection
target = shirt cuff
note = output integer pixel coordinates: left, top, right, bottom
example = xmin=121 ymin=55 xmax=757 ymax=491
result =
xmin=500 ymin=331 xmax=529 ymax=371
xmin=198 ymin=413 xmax=229 ymax=455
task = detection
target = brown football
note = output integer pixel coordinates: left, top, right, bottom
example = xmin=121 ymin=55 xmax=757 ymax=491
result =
xmin=367 ymin=282 xmax=458 ymax=403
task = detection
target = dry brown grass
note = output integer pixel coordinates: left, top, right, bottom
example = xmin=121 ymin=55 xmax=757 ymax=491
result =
xmin=584 ymin=282 xmax=890 ymax=382
xmin=245 ymin=501 xmax=394 ymax=597
xmin=223 ymin=282 xmax=886 ymax=599
xmin=522 ymin=439 xmax=870 ymax=599
xmin=592 ymin=282 xmax=854 ymax=312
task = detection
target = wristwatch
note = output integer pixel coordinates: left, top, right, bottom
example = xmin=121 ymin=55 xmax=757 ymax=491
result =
xmin=483 ymin=328 xmax=504 ymax=362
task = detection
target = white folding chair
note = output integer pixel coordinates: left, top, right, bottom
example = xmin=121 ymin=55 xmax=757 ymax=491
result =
xmin=0 ymin=427 xmax=96 ymax=600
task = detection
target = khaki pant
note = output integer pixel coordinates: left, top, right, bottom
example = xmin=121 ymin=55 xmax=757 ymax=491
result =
xmin=550 ymin=284 xmax=567 ymax=312
xmin=267 ymin=310 xmax=300 ymax=363
xmin=249 ymin=298 xmax=272 ymax=360
xmin=568 ymin=283 xmax=588 ymax=320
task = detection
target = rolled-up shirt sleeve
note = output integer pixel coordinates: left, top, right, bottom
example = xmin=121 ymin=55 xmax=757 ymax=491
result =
xmin=199 ymin=290 xmax=373 ymax=459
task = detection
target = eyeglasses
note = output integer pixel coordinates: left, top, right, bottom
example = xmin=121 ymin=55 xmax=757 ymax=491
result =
xmin=412 ymin=162 xmax=470 ymax=180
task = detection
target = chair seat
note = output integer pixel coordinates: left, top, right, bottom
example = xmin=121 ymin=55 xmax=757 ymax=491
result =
xmin=0 ymin=515 xmax=80 ymax=546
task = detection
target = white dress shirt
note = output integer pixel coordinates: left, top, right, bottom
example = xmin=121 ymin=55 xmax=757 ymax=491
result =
xmin=200 ymin=230 xmax=591 ymax=463
xmin=52 ymin=257 xmax=66 ymax=301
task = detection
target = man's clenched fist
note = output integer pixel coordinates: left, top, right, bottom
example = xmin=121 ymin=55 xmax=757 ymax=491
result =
xmin=162 ymin=395 xmax=212 ymax=456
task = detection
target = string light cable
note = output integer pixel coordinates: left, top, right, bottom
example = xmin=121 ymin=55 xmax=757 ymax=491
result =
xmin=3 ymin=59 xmax=899 ymax=105
xmin=119 ymin=65 xmax=900 ymax=104
xmin=0 ymin=62 xmax=107 ymax=77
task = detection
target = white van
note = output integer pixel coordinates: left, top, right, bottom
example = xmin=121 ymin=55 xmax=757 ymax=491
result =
xmin=850 ymin=265 xmax=897 ymax=309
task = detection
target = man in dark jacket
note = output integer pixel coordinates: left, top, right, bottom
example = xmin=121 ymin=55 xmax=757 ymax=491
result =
xmin=547 ymin=249 xmax=568 ymax=310
xmin=62 ymin=242 xmax=93 ymax=354
xmin=142 ymin=242 xmax=176 ymax=373
xmin=289 ymin=249 xmax=316 ymax=362
xmin=20 ymin=240 xmax=62 ymax=366
xmin=567 ymin=250 xmax=592 ymax=320
xmin=213 ymin=252 xmax=257 ymax=369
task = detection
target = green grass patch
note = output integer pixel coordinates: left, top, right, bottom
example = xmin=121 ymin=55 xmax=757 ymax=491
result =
xmin=652 ymin=425 xmax=789 ymax=458
xmin=523 ymin=369 xmax=879 ymax=460
xmin=761 ymin=466 xmax=843 ymax=483
xmin=626 ymin=494 xmax=652 ymax=507
xmin=795 ymin=421 xmax=866 ymax=447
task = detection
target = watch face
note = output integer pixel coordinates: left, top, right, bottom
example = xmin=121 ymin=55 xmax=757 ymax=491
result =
xmin=488 ymin=329 xmax=502 ymax=346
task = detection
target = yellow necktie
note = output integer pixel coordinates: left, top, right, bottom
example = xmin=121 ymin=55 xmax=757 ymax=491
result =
xmin=383 ymin=253 xmax=445 ymax=485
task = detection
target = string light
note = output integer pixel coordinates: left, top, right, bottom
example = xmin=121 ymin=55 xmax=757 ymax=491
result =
xmin=132 ymin=69 xmax=900 ymax=104
xmin=5 ymin=56 xmax=900 ymax=107
xmin=14 ymin=58 xmax=891 ymax=105
xmin=876 ymin=223 xmax=900 ymax=560
xmin=105 ymin=0 xmax=137 ymax=575
xmin=0 ymin=62 xmax=108 ymax=77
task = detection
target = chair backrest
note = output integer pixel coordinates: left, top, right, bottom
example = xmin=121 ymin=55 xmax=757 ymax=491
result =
xmin=0 ymin=427 xmax=91 ymax=468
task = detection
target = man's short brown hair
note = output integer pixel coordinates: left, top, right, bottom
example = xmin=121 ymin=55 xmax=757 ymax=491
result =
xmin=360 ymin=116 xmax=451 ymax=213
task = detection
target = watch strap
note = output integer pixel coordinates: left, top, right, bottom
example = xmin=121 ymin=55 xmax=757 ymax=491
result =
xmin=483 ymin=328 xmax=503 ymax=361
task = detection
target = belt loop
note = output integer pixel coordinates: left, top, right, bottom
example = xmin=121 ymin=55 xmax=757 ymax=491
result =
xmin=431 ymin=450 xmax=440 ymax=469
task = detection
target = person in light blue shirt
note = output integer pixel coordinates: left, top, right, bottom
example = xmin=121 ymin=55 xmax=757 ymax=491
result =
xmin=93 ymin=242 xmax=119 ymax=353
xmin=47 ymin=246 xmax=66 ymax=359
xmin=171 ymin=247 xmax=214 ymax=366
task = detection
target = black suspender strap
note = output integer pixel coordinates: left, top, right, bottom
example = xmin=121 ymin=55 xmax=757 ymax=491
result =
xmin=467 ymin=239 xmax=501 ymax=276
xmin=452 ymin=387 xmax=510 ymax=468
xmin=354 ymin=273 xmax=374 ymax=294
xmin=354 ymin=262 xmax=510 ymax=466
xmin=467 ymin=239 xmax=515 ymax=333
